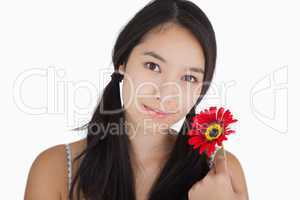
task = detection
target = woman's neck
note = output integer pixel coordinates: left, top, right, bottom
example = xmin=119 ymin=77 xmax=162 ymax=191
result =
xmin=125 ymin=119 xmax=177 ymax=173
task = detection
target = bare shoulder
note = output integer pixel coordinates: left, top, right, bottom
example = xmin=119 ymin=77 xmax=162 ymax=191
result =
xmin=224 ymin=150 xmax=249 ymax=200
xmin=24 ymin=138 xmax=87 ymax=200
xmin=24 ymin=143 xmax=68 ymax=199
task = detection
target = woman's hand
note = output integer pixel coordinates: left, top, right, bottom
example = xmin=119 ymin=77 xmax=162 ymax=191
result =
xmin=188 ymin=148 xmax=248 ymax=200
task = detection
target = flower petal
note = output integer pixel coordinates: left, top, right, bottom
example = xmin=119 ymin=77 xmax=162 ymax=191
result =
xmin=207 ymin=143 xmax=216 ymax=157
xmin=217 ymin=107 xmax=225 ymax=121
xmin=199 ymin=142 xmax=209 ymax=154
xmin=208 ymin=106 xmax=217 ymax=121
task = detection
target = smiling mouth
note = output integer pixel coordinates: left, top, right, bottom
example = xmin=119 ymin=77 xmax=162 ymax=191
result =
xmin=142 ymin=104 xmax=174 ymax=116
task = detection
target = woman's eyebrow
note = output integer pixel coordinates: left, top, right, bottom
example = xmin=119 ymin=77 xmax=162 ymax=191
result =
xmin=142 ymin=50 xmax=204 ymax=74
xmin=186 ymin=67 xmax=204 ymax=74
xmin=142 ymin=51 xmax=167 ymax=63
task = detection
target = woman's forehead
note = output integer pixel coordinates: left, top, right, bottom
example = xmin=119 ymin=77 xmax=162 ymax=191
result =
xmin=134 ymin=24 xmax=205 ymax=70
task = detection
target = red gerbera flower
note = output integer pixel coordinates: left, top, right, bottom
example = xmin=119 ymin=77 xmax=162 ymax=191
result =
xmin=187 ymin=106 xmax=238 ymax=158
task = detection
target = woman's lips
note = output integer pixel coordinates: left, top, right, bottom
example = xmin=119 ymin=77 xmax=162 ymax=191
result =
xmin=141 ymin=104 xmax=172 ymax=117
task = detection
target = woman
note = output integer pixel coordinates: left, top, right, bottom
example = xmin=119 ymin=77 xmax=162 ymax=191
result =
xmin=24 ymin=0 xmax=248 ymax=199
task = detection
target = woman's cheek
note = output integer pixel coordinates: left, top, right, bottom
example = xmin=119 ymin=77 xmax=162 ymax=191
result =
xmin=188 ymin=84 xmax=203 ymax=106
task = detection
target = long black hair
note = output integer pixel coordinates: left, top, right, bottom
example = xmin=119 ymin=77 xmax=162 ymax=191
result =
xmin=69 ymin=0 xmax=217 ymax=199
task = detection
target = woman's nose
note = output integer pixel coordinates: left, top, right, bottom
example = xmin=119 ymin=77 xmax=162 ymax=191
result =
xmin=154 ymin=82 xmax=180 ymax=111
xmin=157 ymin=81 xmax=181 ymax=98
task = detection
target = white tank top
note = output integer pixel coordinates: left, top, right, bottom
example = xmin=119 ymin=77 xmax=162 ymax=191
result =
xmin=65 ymin=143 xmax=72 ymax=194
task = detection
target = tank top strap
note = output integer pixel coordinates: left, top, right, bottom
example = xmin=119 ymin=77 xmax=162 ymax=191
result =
xmin=65 ymin=143 xmax=72 ymax=193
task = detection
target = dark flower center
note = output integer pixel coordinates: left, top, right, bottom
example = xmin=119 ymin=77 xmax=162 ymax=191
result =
xmin=209 ymin=128 xmax=219 ymax=138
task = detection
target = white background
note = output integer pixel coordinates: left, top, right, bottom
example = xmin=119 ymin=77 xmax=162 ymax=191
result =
xmin=0 ymin=0 xmax=298 ymax=199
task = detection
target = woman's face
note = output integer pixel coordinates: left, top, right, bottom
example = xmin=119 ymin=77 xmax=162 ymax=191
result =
xmin=119 ymin=22 xmax=205 ymax=133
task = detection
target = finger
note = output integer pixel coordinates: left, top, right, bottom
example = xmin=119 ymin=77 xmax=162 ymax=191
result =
xmin=214 ymin=145 xmax=228 ymax=174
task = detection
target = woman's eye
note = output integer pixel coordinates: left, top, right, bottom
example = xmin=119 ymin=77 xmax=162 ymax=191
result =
xmin=144 ymin=62 xmax=161 ymax=72
xmin=182 ymin=75 xmax=198 ymax=83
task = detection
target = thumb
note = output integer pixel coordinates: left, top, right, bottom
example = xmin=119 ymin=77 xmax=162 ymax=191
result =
xmin=213 ymin=146 xmax=228 ymax=174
